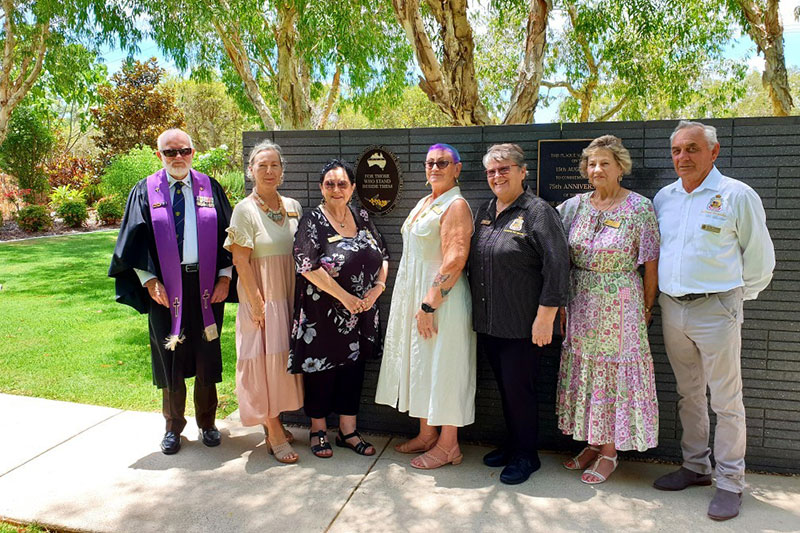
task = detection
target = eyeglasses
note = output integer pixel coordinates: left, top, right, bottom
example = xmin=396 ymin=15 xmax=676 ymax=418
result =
xmin=424 ymin=160 xmax=453 ymax=170
xmin=160 ymin=148 xmax=193 ymax=158
xmin=485 ymin=164 xmax=518 ymax=178
xmin=323 ymin=180 xmax=351 ymax=190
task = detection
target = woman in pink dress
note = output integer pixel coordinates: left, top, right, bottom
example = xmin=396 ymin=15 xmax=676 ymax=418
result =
xmin=224 ymin=140 xmax=304 ymax=464
xmin=556 ymin=135 xmax=660 ymax=484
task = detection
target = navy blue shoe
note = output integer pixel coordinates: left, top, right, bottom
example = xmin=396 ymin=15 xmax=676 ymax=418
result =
xmin=483 ymin=448 xmax=509 ymax=467
xmin=500 ymin=455 xmax=541 ymax=485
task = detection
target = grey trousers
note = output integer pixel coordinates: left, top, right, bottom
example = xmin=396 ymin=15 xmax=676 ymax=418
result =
xmin=659 ymin=287 xmax=746 ymax=493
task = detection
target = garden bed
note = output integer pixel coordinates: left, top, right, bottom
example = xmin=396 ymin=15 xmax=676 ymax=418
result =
xmin=0 ymin=211 xmax=119 ymax=242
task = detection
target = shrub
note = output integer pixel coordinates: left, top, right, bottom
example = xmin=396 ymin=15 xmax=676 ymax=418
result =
xmin=193 ymin=145 xmax=231 ymax=178
xmin=56 ymin=199 xmax=88 ymax=228
xmin=49 ymin=185 xmax=85 ymax=211
xmin=0 ymin=106 xmax=56 ymax=201
xmin=16 ymin=205 xmax=52 ymax=232
xmin=100 ymin=145 xmax=161 ymax=210
xmin=95 ymin=196 xmax=123 ymax=225
xmin=217 ymin=171 xmax=245 ymax=204
xmin=46 ymin=153 xmax=96 ymax=189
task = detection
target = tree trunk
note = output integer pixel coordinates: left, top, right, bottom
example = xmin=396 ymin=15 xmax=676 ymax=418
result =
xmin=392 ymin=0 xmax=490 ymax=125
xmin=0 ymin=3 xmax=50 ymax=146
xmin=736 ymin=0 xmax=793 ymax=115
xmin=317 ymin=65 xmax=341 ymax=130
xmin=276 ymin=2 xmax=312 ymax=130
xmin=503 ymin=0 xmax=551 ymax=124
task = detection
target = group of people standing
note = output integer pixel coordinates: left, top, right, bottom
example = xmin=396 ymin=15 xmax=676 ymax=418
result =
xmin=110 ymin=119 xmax=774 ymax=522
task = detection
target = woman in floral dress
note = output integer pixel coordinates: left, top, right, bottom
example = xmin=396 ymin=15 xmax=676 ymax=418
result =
xmin=289 ymin=159 xmax=389 ymax=459
xmin=556 ymin=135 xmax=660 ymax=484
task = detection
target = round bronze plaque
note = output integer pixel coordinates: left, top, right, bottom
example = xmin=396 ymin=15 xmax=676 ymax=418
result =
xmin=355 ymin=146 xmax=403 ymax=215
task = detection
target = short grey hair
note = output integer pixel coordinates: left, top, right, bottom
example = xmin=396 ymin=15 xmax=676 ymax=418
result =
xmin=157 ymin=128 xmax=194 ymax=150
xmin=670 ymin=120 xmax=718 ymax=150
xmin=483 ymin=143 xmax=527 ymax=173
xmin=248 ymin=139 xmax=285 ymax=169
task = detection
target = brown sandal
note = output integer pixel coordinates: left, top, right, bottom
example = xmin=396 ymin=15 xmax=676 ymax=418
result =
xmin=265 ymin=438 xmax=299 ymax=464
xmin=263 ymin=425 xmax=295 ymax=444
xmin=394 ymin=433 xmax=437 ymax=454
xmin=410 ymin=444 xmax=463 ymax=470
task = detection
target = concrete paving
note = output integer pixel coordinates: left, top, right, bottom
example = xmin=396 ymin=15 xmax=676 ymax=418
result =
xmin=1 ymin=393 xmax=798 ymax=533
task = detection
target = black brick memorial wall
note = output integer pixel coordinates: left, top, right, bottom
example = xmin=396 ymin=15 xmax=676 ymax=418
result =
xmin=243 ymin=116 xmax=800 ymax=473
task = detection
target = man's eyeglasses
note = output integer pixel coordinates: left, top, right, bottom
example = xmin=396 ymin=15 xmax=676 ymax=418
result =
xmin=425 ymin=160 xmax=452 ymax=170
xmin=161 ymin=148 xmax=193 ymax=158
xmin=486 ymin=164 xmax=518 ymax=178
xmin=323 ymin=180 xmax=351 ymax=190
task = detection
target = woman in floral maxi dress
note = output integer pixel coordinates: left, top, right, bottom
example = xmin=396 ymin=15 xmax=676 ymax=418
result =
xmin=556 ymin=135 xmax=660 ymax=484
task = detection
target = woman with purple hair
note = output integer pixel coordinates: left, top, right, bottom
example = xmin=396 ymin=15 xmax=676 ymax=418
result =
xmin=376 ymin=143 xmax=476 ymax=470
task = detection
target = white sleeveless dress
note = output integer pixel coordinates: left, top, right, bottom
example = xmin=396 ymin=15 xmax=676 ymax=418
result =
xmin=375 ymin=186 xmax=476 ymax=427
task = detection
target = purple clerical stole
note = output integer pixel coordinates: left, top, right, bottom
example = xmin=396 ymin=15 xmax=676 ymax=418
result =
xmin=146 ymin=169 xmax=219 ymax=350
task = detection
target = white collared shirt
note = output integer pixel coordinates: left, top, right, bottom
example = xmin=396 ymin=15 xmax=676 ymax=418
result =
xmin=653 ymin=166 xmax=775 ymax=301
xmin=135 ymin=170 xmax=232 ymax=285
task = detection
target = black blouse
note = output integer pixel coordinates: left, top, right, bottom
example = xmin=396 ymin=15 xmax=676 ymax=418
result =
xmin=468 ymin=187 xmax=570 ymax=339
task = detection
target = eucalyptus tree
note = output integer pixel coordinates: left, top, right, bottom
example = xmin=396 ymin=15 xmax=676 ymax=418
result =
xmin=144 ymin=0 xmax=411 ymax=130
xmin=727 ymin=0 xmax=793 ymax=115
xmin=393 ymin=0 xmax=552 ymax=125
xmin=543 ymin=0 xmax=738 ymax=122
xmin=0 ymin=0 xmax=140 ymax=145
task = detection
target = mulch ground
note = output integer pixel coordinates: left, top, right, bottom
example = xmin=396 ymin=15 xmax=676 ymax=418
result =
xmin=0 ymin=212 xmax=119 ymax=242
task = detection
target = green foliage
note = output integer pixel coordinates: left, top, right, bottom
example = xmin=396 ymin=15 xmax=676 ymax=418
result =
xmin=95 ymin=196 xmax=123 ymax=225
xmin=49 ymin=185 xmax=85 ymax=210
xmin=91 ymin=59 xmax=185 ymax=155
xmin=332 ymin=86 xmax=450 ymax=129
xmin=0 ymin=106 xmax=56 ymax=200
xmin=217 ymin=171 xmax=246 ymax=204
xmin=193 ymin=145 xmax=232 ymax=178
xmin=100 ymin=146 xmax=162 ymax=209
xmin=15 ymin=205 xmax=52 ymax=232
xmin=55 ymin=198 xmax=88 ymax=228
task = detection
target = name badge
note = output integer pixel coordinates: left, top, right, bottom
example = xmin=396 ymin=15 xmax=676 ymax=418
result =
xmin=196 ymin=196 xmax=214 ymax=208
xmin=286 ymin=211 xmax=299 ymax=218
xmin=604 ymin=219 xmax=621 ymax=229
xmin=509 ymin=216 xmax=524 ymax=232
xmin=701 ymin=224 xmax=721 ymax=234
xmin=503 ymin=229 xmax=525 ymax=236
xmin=430 ymin=205 xmax=443 ymax=215
xmin=328 ymin=234 xmax=344 ymax=243
xmin=480 ymin=219 xmax=491 ymax=225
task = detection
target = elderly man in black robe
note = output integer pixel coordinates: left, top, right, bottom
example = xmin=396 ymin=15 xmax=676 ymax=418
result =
xmin=109 ymin=128 xmax=234 ymax=455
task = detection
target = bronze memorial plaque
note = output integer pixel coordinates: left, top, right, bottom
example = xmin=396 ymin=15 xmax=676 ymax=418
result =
xmin=355 ymin=146 xmax=403 ymax=215
xmin=537 ymin=139 xmax=593 ymax=206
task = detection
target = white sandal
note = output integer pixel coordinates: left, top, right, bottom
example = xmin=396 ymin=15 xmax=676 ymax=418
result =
xmin=563 ymin=445 xmax=600 ymax=470
xmin=581 ymin=453 xmax=618 ymax=484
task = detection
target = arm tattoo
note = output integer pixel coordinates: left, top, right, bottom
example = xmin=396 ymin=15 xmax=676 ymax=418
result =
xmin=440 ymin=287 xmax=452 ymax=298
xmin=432 ymin=273 xmax=450 ymax=287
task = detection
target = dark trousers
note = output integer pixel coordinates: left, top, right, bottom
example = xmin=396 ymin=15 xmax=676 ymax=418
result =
xmin=162 ymin=380 xmax=218 ymax=434
xmin=479 ymin=333 xmax=542 ymax=462
xmin=303 ymin=359 xmax=366 ymax=419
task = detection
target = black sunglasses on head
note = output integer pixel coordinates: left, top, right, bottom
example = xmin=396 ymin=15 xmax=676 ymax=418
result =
xmin=160 ymin=147 xmax=193 ymax=158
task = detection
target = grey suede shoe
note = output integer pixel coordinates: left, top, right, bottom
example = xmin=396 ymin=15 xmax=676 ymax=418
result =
xmin=708 ymin=488 xmax=742 ymax=521
xmin=653 ymin=467 xmax=712 ymax=491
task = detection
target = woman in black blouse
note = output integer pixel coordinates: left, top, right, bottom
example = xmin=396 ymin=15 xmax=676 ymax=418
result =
xmin=468 ymin=143 xmax=570 ymax=484
xmin=289 ymin=159 xmax=389 ymax=458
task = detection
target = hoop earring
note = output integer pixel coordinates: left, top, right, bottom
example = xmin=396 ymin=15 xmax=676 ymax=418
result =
xmin=425 ymin=179 xmax=431 ymax=187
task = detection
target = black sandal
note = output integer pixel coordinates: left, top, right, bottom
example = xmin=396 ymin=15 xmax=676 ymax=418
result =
xmin=335 ymin=429 xmax=375 ymax=456
xmin=310 ymin=429 xmax=332 ymax=458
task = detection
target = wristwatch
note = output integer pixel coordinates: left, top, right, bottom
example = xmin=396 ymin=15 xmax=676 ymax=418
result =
xmin=421 ymin=302 xmax=436 ymax=313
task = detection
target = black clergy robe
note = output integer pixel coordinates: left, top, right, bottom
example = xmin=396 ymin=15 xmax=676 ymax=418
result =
xmin=109 ymin=171 xmax=235 ymax=390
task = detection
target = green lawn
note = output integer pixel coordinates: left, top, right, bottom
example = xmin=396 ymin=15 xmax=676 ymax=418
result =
xmin=0 ymin=231 xmax=238 ymax=417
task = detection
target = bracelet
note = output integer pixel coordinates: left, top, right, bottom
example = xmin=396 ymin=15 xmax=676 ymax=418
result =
xmin=644 ymin=306 xmax=652 ymax=313
xmin=375 ymin=280 xmax=386 ymax=291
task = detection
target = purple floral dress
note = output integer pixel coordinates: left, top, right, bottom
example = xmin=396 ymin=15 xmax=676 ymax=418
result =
xmin=556 ymin=191 xmax=660 ymax=451
xmin=288 ymin=206 xmax=388 ymax=374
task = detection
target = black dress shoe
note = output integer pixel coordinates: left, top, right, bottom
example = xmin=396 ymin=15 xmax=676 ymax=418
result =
xmin=199 ymin=426 xmax=221 ymax=447
xmin=161 ymin=431 xmax=181 ymax=455
xmin=483 ymin=448 xmax=509 ymax=468
xmin=500 ymin=454 xmax=541 ymax=485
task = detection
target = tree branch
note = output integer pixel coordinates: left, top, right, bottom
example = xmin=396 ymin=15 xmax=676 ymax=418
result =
xmin=595 ymin=93 xmax=629 ymax=122
xmin=542 ymin=79 xmax=581 ymax=100
xmin=317 ymin=63 xmax=340 ymax=130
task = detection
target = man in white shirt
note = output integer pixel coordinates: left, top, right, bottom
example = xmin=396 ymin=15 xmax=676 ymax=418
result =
xmin=652 ymin=120 xmax=775 ymax=521
xmin=109 ymin=129 xmax=234 ymax=455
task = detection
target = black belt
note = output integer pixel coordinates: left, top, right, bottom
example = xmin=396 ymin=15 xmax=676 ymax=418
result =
xmin=182 ymin=263 xmax=199 ymax=273
xmin=673 ymin=292 xmax=716 ymax=302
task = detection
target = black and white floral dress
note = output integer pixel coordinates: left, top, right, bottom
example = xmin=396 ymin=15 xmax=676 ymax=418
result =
xmin=288 ymin=205 xmax=389 ymax=374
